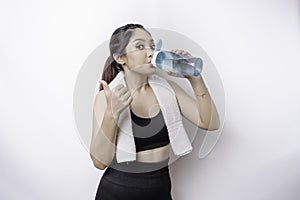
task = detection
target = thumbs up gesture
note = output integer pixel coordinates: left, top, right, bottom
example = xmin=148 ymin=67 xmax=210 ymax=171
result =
xmin=100 ymin=80 xmax=133 ymax=117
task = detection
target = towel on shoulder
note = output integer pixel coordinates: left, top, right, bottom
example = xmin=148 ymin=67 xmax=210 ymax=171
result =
xmin=107 ymin=71 xmax=193 ymax=163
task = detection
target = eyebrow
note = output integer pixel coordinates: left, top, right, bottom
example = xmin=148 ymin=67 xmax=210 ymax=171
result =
xmin=132 ymin=38 xmax=154 ymax=43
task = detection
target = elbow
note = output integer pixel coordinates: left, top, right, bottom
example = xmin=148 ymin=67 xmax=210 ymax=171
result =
xmin=208 ymin=122 xmax=221 ymax=131
xmin=90 ymin=154 xmax=107 ymax=170
xmin=200 ymin=106 xmax=221 ymax=131
xmin=199 ymin=125 xmax=219 ymax=131
xmin=207 ymin=125 xmax=220 ymax=131
xmin=208 ymin=119 xmax=221 ymax=131
xmin=212 ymin=116 xmax=221 ymax=130
xmin=199 ymin=125 xmax=220 ymax=131
xmin=93 ymin=162 xmax=107 ymax=170
xmin=198 ymin=119 xmax=220 ymax=131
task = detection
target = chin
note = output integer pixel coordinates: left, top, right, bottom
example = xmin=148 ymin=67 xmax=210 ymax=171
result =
xmin=134 ymin=68 xmax=156 ymax=75
xmin=130 ymin=64 xmax=156 ymax=75
xmin=146 ymin=68 xmax=156 ymax=75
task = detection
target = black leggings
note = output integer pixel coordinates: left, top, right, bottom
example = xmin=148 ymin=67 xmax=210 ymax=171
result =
xmin=95 ymin=159 xmax=172 ymax=200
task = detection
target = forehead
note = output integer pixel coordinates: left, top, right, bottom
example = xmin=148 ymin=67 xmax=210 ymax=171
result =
xmin=129 ymin=28 xmax=153 ymax=42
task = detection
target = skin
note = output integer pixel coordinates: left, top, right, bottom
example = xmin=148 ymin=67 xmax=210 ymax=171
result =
xmin=90 ymin=28 xmax=220 ymax=170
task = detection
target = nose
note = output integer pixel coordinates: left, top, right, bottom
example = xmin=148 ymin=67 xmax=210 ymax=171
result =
xmin=147 ymin=48 xmax=154 ymax=58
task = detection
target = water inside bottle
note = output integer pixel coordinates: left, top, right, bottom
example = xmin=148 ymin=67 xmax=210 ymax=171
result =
xmin=156 ymin=51 xmax=203 ymax=76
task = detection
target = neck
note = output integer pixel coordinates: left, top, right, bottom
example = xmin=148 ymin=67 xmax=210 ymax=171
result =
xmin=124 ymin=71 xmax=149 ymax=95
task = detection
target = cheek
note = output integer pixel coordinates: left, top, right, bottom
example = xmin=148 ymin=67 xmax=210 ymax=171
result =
xmin=127 ymin=53 xmax=145 ymax=66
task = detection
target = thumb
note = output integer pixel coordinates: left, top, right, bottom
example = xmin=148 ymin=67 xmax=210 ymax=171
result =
xmin=100 ymin=80 xmax=110 ymax=91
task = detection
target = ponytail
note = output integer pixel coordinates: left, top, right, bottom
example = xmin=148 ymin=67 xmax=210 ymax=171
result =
xmin=99 ymin=56 xmax=123 ymax=91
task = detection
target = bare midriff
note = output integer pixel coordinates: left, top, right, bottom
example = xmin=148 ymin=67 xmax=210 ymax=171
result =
xmin=136 ymin=144 xmax=171 ymax=163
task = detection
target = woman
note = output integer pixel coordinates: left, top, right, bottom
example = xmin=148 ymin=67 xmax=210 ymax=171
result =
xmin=90 ymin=23 xmax=220 ymax=200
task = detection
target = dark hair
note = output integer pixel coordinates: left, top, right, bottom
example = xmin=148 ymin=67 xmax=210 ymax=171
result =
xmin=99 ymin=23 xmax=151 ymax=91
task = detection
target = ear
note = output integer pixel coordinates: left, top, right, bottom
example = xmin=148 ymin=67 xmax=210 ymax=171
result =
xmin=113 ymin=53 xmax=126 ymax=65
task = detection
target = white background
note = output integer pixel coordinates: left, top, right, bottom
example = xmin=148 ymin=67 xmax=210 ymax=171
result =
xmin=1 ymin=0 xmax=300 ymax=199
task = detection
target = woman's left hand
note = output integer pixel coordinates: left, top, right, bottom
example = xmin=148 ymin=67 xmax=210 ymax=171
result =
xmin=166 ymin=49 xmax=196 ymax=79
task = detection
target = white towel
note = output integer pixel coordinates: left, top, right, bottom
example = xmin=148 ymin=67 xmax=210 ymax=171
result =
xmin=107 ymin=71 xmax=193 ymax=163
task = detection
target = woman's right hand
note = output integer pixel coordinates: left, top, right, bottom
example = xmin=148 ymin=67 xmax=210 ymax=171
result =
xmin=100 ymin=80 xmax=133 ymax=118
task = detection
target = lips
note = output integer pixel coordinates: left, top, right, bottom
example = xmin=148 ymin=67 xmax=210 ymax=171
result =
xmin=147 ymin=61 xmax=155 ymax=68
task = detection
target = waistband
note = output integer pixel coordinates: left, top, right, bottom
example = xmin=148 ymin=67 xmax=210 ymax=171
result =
xmin=108 ymin=157 xmax=170 ymax=174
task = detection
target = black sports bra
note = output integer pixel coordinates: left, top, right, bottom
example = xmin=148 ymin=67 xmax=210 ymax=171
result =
xmin=130 ymin=109 xmax=170 ymax=152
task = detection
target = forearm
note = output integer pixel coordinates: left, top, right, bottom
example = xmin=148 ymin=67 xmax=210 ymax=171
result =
xmin=188 ymin=75 xmax=220 ymax=130
xmin=90 ymin=108 xmax=119 ymax=167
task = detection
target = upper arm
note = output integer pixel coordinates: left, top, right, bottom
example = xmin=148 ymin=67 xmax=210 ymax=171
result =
xmin=167 ymin=79 xmax=201 ymax=127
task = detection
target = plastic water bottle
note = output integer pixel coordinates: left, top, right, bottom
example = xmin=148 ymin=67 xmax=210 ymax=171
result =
xmin=151 ymin=40 xmax=203 ymax=76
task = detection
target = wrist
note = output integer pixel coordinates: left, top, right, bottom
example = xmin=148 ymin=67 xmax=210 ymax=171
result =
xmin=187 ymin=74 xmax=202 ymax=82
xmin=105 ymin=107 xmax=119 ymax=122
xmin=195 ymin=88 xmax=209 ymax=97
xmin=187 ymin=75 xmax=209 ymax=97
xmin=188 ymin=75 xmax=207 ymax=89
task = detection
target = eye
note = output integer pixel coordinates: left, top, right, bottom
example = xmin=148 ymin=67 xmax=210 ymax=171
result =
xmin=136 ymin=44 xmax=144 ymax=50
xmin=151 ymin=44 xmax=156 ymax=50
